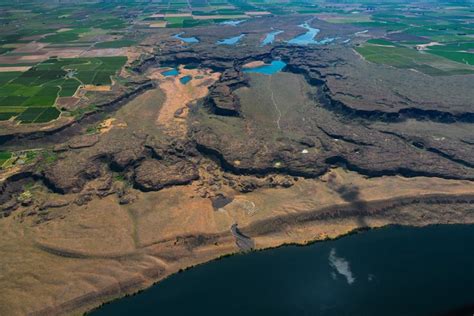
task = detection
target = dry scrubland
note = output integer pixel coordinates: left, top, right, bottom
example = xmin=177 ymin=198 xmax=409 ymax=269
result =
xmin=2 ymin=168 xmax=474 ymax=315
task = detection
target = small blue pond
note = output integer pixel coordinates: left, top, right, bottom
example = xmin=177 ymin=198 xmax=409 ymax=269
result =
xmin=220 ymin=20 xmax=244 ymax=26
xmin=162 ymin=68 xmax=179 ymax=76
xmin=180 ymin=75 xmax=192 ymax=84
xmin=172 ymin=32 xmax=199 ymax=43
xmin=261 ymin=30 xmax=283 ymax=46
xmin=217 ymin=34 xmax=245 ymax=45
xmin=288 ymin=22 xmax=337 ymax=45
xmin=243 ymin=60 xmax=287 ymax=75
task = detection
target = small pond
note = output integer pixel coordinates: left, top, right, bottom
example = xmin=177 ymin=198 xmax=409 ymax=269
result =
xmin=172 ymin=32 xmax=199 ymax=43
xmin=261 ymin=30 xmax=283 ymax=46
xmin=162 ymin=68 xmax=179 ymax=76
xmin=217 ymin=34 xmax=245 ymax=45
xmin=180 ymin=75 xmax=192 ymax=84
xmin=242 ymin=60 xmax=287 ymax=75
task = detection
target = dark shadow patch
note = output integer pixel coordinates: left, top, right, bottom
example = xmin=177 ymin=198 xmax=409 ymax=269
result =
xmin=327 ymin=174 xmax=368 ymax=227
xmin=211 ymin=194 xmax=233 ymax=210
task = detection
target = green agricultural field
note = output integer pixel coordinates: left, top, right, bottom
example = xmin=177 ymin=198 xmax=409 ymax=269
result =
xmin=165 ymin=17 xmax=193 ymax=28
xmin=367 ymin=38 xmax=397 ymax=46
xmin=355 ymin=43 xmax=474 ymax=76
xmin=0 ymin=56 xmax=126 ymax=123
xmin=40 ymin=28 xmax=90 ymax=43
xmin=94 ymin=40 xmax=136 ymax=48
xmin=0 ymin=72 xmax=21 ymax=85
xmin=427 ymin=50 xmax=474 ymax=66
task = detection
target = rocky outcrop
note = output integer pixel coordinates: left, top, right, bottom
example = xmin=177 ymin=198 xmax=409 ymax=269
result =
xmin=133 ymin=159 xmax=199 ymax=191
xmin=205 ymin=69 xmax=249 ymax=117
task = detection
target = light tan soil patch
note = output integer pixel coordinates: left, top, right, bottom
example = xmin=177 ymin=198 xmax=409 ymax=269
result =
xmin=242 ymin=61 xmax=265 ymax=68
xmin=0 ymin=66 xmax=31 ymax=72
xmin=81 ymin=48 xmax=128 ymax=57
xmin=416 ymin=41 xmax=442 ymax=51
xmin=149 ymin=21 xmax=167 ymax=28
xmin=10 ymin=42 xmax=47 ymax=54
xmin=82 ymin=85 xmax=111 ymax=92
xmin=193 ymin=15 xmax=248 ymax=20
xmin=97 ymin=118 xmax=127 ymax=134
xmin=245 ymin=11 xmax=272 ymax=15
xmin=57 ymin=28 xmax=73 ymax=33
xmin=153 ymin=66 xmax=220 ymax=137
xmin=56 ymin=97 xmax=80 ymax=109
xmin=166 ymin=13 xmax=192 ymax=17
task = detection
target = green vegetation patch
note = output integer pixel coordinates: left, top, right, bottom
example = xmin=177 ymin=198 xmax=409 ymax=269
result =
xmin=0 ymin=112 xmax=17 ymax=121
xmin=59 ymin=79 xmax=81 ymax=97
xmin=355 ymin=43 xmax=474 ymax=76
xmin=94 ymin=39 xmax=136 ymax=48
xmin=427 ymin=50 xmax=474 ymax=66
xmin=40 ymin=28 xmax=90 ymax=44
xmin=0 ymin=72 xmax=21 ymax=85
xmin=15 ymin=107 xmax=45 ymax=123
xmin=34 ymin=107 xmax=61 ymax=123
xmin=0 ymin=151 xmax=12 ymax=167
xmin=367 ymin=38 xmax=397 ymax=46
xmin=0 ymin=57 xmax=125 ymax=123
xmin=165 ymin=16 xmax=193 ymax=28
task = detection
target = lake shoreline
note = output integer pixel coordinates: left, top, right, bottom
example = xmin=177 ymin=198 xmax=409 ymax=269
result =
xmin=87 ymin=222 xmax=473 ymax=315
xmin=90 ymin=223 xmax=474 ymax=315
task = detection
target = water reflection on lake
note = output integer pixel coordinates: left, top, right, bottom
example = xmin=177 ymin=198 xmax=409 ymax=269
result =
xmin=172 ymin=32 xmax=199 ymax=44
xmin=217 ymin=34 xmax=245 ymax=45
xmin=288 ymin=22 xmax=336 ymax=45
xmin=261 ymin=30 xmax=283 ymax=46
xmin=92 ymin=225 xmax=474 ymax=316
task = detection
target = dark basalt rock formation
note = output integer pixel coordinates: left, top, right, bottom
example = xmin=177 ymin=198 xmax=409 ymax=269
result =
xmin=2 ymin=17 xmax=474 ymax=215
xmin=134 ymin=159 xmax=199 ymax=191
xmin=205 ymin=69 xmax=248 ymax=116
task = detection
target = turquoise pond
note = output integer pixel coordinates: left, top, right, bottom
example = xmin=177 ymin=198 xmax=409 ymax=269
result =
xmin=243 ymin=60 xmax=287 ymax=75
xmin=288 ymin=22 xmax=336 ymax=45
xmin=172 ymin=32 xmax=199 ymax=43
xmin=162 ymin=69 xmax=179 ymax=76
xmin=92 ymin=225 xmax=474 ymax=316
xmin=217 ymin=34 xmax=245 ymax=45
xmin=261 ymin=30 xmax=283 ymax=46
xmin=179 ymin=75 xmax=192 ymax=84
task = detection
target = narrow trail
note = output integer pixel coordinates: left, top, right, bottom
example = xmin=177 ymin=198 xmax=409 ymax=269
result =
xmin=269 ymin=76 xmax=282 ymax=130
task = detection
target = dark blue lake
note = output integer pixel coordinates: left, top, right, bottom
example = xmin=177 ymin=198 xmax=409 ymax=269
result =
xmin=92 ymin=225 xmax=474 ymax=316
